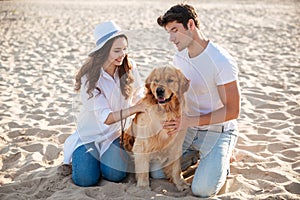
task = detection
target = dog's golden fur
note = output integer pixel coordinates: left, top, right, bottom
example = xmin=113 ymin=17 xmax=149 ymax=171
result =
xmin=123 ymin=66 xmax=190 ymax=191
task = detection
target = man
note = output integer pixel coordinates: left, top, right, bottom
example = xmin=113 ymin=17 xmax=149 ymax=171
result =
xmin=156 ymin=4 xmax=240 ymax=197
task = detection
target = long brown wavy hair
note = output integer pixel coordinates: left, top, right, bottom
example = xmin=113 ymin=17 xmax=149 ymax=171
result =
xmin=75 ymin=35 xmax=134 ymax=99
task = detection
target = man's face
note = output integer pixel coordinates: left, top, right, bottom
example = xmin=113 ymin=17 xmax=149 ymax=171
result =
xmin=165 ymin=21 xmax=193 ymax=51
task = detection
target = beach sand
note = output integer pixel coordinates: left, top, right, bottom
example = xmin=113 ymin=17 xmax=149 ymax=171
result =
xmin=0 ymin=0 xmax=299 ymax=199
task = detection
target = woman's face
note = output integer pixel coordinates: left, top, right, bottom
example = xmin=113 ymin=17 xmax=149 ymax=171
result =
xmin=107 ymin=37 xmax=128 ymax=67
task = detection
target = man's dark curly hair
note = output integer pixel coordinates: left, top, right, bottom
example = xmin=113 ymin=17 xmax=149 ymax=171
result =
xmin=157 ymin=4 xmax=200 ymax=29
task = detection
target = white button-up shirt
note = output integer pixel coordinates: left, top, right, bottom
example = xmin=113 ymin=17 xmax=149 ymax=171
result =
xmin=63 ymin=60 xmax=144 ymax=164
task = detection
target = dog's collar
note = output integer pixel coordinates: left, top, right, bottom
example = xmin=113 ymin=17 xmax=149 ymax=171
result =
xmin=158 ymin=93 xmax=173 ymax=104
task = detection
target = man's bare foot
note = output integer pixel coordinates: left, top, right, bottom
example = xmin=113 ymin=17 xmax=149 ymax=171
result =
xmin=230 ymin=150 xmax=237 ymax=163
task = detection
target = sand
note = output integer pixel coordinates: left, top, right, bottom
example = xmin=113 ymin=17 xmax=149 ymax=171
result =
xmin=0 ymin=0 xmax=299 ymax=199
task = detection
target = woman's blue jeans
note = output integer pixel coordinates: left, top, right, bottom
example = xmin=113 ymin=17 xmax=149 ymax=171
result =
xmin=71 ymin=138 xmax=130 ymax=186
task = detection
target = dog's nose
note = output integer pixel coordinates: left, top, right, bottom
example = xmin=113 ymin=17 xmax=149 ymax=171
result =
xmin=156 ymin=87 xmax=165 ymax=97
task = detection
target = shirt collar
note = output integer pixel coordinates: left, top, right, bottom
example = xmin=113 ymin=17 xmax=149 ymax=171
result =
xmin=100 ymin=68 xmax=119 ymax=82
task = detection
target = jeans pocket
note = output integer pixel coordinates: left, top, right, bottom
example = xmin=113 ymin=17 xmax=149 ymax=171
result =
xmin=182 ymin=128 xmax=198 ymax=152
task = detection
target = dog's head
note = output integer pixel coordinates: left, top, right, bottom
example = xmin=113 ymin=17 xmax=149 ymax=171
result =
xmin=145 ymin=66 xmax=190 ymax=104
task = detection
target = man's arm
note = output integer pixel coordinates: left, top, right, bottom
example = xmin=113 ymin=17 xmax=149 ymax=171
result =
xmin=196 ymin=80 xmax=240 ymax=126
xmin=164 ymin=80 xmax=240 ymax=133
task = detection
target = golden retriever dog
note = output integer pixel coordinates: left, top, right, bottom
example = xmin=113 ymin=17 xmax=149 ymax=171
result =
xmin=123 ymin=66 xmax=190 ymax=191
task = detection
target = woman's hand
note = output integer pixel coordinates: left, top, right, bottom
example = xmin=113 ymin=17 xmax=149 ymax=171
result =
xmin=134 ymin=101 xmax=148 ymax=113
xmin=104 ymin=101 xmax=147 ymax=125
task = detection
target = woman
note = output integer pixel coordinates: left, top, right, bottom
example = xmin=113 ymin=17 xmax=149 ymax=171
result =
xmin=63 ymin=21 xmax=146 ymax=187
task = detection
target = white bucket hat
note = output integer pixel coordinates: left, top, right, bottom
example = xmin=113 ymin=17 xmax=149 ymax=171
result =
xmin=89 ymin=21 xmax=123 ymax=56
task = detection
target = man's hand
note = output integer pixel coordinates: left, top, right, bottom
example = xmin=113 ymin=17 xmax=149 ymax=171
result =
xmin=163 ymin=114 xmax=196 ymax=136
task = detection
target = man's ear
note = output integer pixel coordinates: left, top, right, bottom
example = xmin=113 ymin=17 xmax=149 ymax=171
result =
xmin=188 ymin=19 xmax=195 ymax=30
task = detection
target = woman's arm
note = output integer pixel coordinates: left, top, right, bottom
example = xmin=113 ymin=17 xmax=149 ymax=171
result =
xmin=104 ymin=101 xmax=146 ymax=125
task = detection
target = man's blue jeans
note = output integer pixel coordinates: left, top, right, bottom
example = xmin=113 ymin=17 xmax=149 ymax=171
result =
xmin=71 ymin=138 xmax=130 ymax=186
xmin=150 ymin=128 xmax=238 ymax=197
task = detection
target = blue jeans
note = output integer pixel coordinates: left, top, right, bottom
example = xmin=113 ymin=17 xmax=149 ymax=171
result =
xmin=151 ymin=128 xmax=237 ymax=197
xmin=71 ymin=138 xmax=131 ymax=186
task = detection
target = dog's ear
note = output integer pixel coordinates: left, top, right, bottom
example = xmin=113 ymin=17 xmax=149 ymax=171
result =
xmin=145 ymin=68 xmax=156 ymax=93
xmin=177 ymin=69 xmax=190 ymax=95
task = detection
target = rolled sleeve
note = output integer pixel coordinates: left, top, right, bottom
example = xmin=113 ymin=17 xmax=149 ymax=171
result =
xmin=93 ymin=93 xmax=112 ymax=124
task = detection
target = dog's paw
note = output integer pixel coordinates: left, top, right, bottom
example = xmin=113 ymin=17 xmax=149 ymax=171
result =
xmin=175 ymin=179 xmax=190 ymax=191
xmin=136 ymin=183 xmax=151 ymax=191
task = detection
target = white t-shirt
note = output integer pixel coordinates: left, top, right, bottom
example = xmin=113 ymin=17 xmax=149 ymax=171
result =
xmin=63 ymin=60 xmax=144 ymax=164
xmin=173 ymin=41 xmax=239 ymax=131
